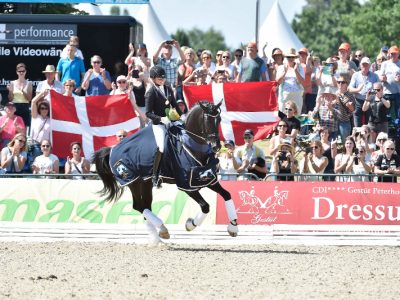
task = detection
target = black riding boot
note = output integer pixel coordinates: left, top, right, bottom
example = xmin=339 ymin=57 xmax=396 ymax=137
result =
xmin=152 ymin=150 xmax=163 ymax=188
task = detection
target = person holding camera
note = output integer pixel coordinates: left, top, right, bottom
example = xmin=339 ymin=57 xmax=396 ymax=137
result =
xmin=273 ymin=142 xmax=297 ymax=181
xmin=300 ymin=140 xmax=328 ymax=181
xmin=234 ymin=129 xmax=267 ymax=180
xmin=362 ymin=82 xmax=390 ymax=137
xmin=374 ymin=140 xmax=400 ymax=183
xmin=153 ymin=40 xmax=185 ymax=88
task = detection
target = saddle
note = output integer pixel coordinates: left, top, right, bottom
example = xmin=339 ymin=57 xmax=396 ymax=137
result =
xmin=110 ymin=124 xmax=219 ymax=191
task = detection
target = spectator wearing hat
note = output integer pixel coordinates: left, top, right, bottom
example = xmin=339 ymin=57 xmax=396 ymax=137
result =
xmin=362 ymin=82 xmax=391 ymax=138
xmin=176 ymin=99 xmax=188 ymax=121
xmin=312 ymin=86 xmax=339 ymax=140
xmin=380 ymin=46 xmax=389 ymax=60
xmin=81 ymin=55 xmax=112 ymax=96
xmin=268 ymin=48 xmax=284 ymax=81
xmin=110 ymin=75 xmax=146 ymax=124
xmin=0 ymin=102 xmax=25 ymax=148
xmin=380 ymin=45 xmax=400 ymax=121
xmin=146 ymin=66 xmax=182 ymax=188
xmin=298 ymin=48 xmax=313 ymax=113
xmin=153 ymin=40 xmax=185 ymax=88
xmin=36 ymin=65 xmax=64 ymax=101
xmin=348 ymin=57 xmax=379 ymax=127
xmin=7 ymin=63 xmax=33 ymax=128
xmin=217 ymin=140 xmax=240 ymax=181
xmin=276 ymin=48 xmax=305 ymax=114
xmin=272 ymin=141 xmax=297 ymax=181
xmin=237 ymin=42 xmax=267 ymax=83
xmin=336 ymin=42 xmax=358 ymax=76
xmin=371 ymin=132 xmax=388 ymax=164
xmin=234 ymin=129 xmax=267 ymax=180
xmin=56 ymin=44 xmax=85 ymax=95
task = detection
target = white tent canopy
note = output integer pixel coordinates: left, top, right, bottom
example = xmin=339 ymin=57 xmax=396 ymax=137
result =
xmin=136 ymin=3 xmax=176 ymax=58
xmin=258 ymin=0 xmax=304 ymax=59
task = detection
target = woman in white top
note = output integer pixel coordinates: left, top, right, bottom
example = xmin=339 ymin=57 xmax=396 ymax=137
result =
xmin=30 ymin=92 xmax=51 ymax=160
xmin=218 ymin=140 xmax=240 ymax=180
xmin=301 ymin=140 xmax=328 ymax=181
xmin=334 ymin=136 xmax=357 ymax=181
xmin=64 ymin=141 xmax=90 ymax=180
xmin=275 ymin=48 xmax=305 ymax=114
xmin=0 ymin=133 xmax=28 ymax=174
xmin=269 ymin=120 xmax=294 ymax=157
xmin=32 ymin=139 xmax=59 ymax=176
xmin=347 ymin=145 xmax=372 ymax=182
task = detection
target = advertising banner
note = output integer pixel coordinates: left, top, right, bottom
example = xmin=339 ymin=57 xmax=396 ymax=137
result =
xmin=216 ymin=181 xmax=400 ymax=225
xmin=0 ymin=179 xmax=217 ymax=225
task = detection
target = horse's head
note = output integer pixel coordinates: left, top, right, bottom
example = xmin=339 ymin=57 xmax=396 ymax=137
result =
xmin=186 ymin=100 xmax=222 ymax=152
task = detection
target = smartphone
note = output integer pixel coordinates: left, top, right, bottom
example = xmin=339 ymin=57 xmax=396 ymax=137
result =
xmin=322 ymin=65 xmax=331 ymax=75
xmin=131 ymin=69 xmax=139 ymax=78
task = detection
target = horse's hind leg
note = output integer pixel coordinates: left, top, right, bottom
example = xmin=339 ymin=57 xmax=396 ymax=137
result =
xmin=208 ymin=182 xmax=238 ymax=237
xmin=184 ymin=190 xmax=210 ymax=231
xmin=129 ymin=181 xmax=170 ymax=241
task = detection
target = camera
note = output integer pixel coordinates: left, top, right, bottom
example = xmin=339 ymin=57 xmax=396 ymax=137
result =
xmin=165 ymin=40 xmax=174 ymax=45
xmin=278 ymin=151 xmax=287 ymax=161
xmin=217 ymin=69 xmax=225 ymax=74
xmin=131 ymin=69 xmax=139 ymax=78
xmin=369 ymin=89 xmax=376 ymax=96
xmin=354 ymin=148 xmax=359 ymax=165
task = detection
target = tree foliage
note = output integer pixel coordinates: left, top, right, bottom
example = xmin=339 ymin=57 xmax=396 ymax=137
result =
xmin=344 ymin=0 xmax=400 ymax=58
xmin=172 ymin=27 xmax=229 ymax=54
xmin=292 ymin=0 xmax=360 ymax=59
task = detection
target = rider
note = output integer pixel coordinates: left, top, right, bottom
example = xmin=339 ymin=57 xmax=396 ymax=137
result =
xmin=145 ymin=66 xmax=181 ymax=188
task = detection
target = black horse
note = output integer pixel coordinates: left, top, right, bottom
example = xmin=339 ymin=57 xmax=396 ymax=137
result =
xmin=93 ymin=101 xmax=238 ymax=243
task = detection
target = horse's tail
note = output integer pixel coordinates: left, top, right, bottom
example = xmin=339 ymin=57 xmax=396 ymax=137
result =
xmin=92 ymin=147 xmax=123 ymax=202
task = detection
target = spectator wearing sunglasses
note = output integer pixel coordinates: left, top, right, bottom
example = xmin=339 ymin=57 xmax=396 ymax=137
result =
xmin=300 ymin=140 xmax=328 ymax=181
xmin=0 ymin=133 xmax=27 ymax=174
xmin=278 ymin=101 xmax=300 ymax=139
xmin=231 ymin=49 xmax=243 ymax=73
xmin=346 ymin=145 xmax=372 ymax=182
xmin=81 ymin=55 xmax=112 ymax=96
xmin=362 ymin=82 xmax=391 ymax=136
xmin=348 ymin=57 xmax=379 ymax=127
xmin=30 ymin=94 xmax=51 ymax=161
xmin=7 ymin=63 xmax=33 ymax=127
xmin=374 ymin=140 xmax=400 ymax=183
xmin=32 ymin=140 xmax=59 ymax=176
xmin=36 ymin=65 xmax=64 ymax=101
xmin=371 ymin=132 xmax=388 ymax=164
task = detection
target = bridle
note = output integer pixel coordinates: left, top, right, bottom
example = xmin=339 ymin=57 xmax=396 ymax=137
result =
xmin=186 ymin=103 xmax=221 ymax=144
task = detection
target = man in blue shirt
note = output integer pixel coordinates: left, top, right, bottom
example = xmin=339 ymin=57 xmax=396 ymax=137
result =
xmin=56 ymin=44 xmax=85 ymax=94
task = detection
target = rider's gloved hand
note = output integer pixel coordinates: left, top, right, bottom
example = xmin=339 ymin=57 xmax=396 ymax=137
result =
xmin=161 ymin=117 xmax=171 ymax=125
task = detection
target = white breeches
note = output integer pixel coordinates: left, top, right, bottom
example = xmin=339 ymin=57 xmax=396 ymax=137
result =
xmin=152 ymin=124 xmax=166 ymax=153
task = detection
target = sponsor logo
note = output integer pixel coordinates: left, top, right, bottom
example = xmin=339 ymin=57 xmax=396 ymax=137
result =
xmin=237 ymin=186 xmax=292 ymax=224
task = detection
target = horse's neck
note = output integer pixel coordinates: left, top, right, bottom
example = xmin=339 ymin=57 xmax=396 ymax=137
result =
xmin=181 ymin=132 xmax=209 ymax=163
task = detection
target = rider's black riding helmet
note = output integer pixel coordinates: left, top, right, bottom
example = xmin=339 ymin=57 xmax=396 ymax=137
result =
xmin=150 ymin=66 xmax=166 ymax=79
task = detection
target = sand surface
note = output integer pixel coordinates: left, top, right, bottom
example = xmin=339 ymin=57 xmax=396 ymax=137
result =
xmin=0 ymin=242 xmax=399 ymax=300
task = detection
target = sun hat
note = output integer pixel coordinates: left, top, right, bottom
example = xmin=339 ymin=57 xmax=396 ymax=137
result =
xmin=285 ymin=48 xmax=298 ymax=58
xmin=389 ymin=45 xmax=399 ymax=54
xmin=360 ymin=57 xmax=371 ymax=65
xmin=42 ymin=65 xmax=57 ymax=73
xmin=338 ymin=42 xmax=350 ymax=51
xmin=277 ymin=141 xmax=294 ymax=156
xmin=272 ymin=49 xmax=283 ymax=57
xmin=116 ymin=75 xmax=127 ymax=82
xmin=298 ymin=47 xmax=308 ymax=54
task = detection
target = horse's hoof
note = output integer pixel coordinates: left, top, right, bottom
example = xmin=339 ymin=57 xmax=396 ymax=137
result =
xmin=159 ymin=225 xmax=170 ymax=239
xmin=185 ymin=218 xmax=196 ymax=231
xmin=227 ymin=223 xmax=238 ymax=237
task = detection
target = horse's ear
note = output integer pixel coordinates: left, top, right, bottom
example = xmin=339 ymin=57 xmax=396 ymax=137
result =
xmin=215 ymin=99 xmax=223 ymax=108
xmin=199 ymin=101 xmax=208 ymax=110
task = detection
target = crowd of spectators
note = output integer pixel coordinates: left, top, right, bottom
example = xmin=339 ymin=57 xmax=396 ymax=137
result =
xmin=0 ymin=35 xmax=399 ymax=182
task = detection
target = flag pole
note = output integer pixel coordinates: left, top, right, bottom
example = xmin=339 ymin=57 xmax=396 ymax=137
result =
xmin=255 ymin=0 xmax=260 ymax=49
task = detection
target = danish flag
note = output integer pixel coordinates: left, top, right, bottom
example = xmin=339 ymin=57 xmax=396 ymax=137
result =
xmin=50 ymin=90 xmax=140 ymax=159
xmin=183 ymin=81 xmax=279 ymax=145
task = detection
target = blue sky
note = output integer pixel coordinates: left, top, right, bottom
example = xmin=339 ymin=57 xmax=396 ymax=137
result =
xmin=100 ymin=0 xmax=306 ymax=48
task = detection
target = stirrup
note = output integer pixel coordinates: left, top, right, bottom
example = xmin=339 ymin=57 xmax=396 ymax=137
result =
xmin=152 ymin=176 xmax=162 ymax=189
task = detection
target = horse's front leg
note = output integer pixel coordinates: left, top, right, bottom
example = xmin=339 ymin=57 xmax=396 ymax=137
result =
xmin=184 ymin=190 xmax=210 ymax=231
xmin=208 ymin=182 xmax=238 ymax=237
